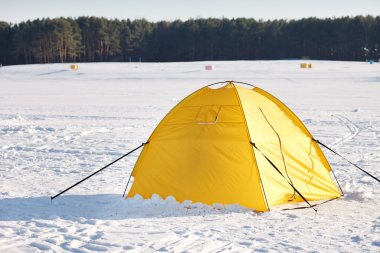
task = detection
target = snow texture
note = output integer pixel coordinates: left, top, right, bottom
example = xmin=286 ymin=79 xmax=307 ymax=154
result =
xmin=0 ymin=60 xmax=379 ymax=252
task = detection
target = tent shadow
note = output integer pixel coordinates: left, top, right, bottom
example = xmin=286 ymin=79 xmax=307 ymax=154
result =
xmin=0 ymin=194 xmax=252 ymax=221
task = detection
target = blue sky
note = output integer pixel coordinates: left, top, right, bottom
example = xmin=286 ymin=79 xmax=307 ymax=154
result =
xmin=0 ymin=0 xmax=379 ymax=23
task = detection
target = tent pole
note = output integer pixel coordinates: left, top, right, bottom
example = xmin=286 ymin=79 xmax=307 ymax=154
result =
xmin=123 ymin=141 xmax=150 ymax=198
xmin=206 ymin=81 xmax=231 ymax=87
xmin=207 ymin=80 xmax=256 ymax=88
xmin=331 ymin=169 xmax=344 ymax=196
xmin=122 ymin=168 xmax=135 ymax=198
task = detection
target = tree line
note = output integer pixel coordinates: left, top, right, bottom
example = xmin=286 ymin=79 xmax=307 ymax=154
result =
xmin=0 ymin=15 xmax=379 ymax=65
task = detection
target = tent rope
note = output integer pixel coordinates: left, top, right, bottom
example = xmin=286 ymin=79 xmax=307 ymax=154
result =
xmin=313 ymin=139 xmax=380 ymax=183
xmin=281 ymin=197 xmax=339 ymax=211
xmin=50 ymin=142 xmax=148 ymax=200
xmin=258 ymin=107 xmax=296 ymax=200
xmin=251 ymin=141 xmax=317 ymax=212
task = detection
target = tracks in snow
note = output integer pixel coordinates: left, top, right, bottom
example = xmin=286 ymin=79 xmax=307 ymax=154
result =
xmin=330 ymin=114 xmax=360 ymax=148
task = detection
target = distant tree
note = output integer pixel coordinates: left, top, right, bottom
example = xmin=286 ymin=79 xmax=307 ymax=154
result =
xmin=0 ymin=21 xmax=10 ymax=64
xmin=126 ymin=19 xmax=154 ymax=61
xmin=2 ymin=15 xmax=380 ymax=65
xmin=12 ymin=21 xmax=33 ymax=64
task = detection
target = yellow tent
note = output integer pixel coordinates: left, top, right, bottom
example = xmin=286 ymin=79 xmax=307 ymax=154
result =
xmin=127 ymin=82 xmax=342 ymax=211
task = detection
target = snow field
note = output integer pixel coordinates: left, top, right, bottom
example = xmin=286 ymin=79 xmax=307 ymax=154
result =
xmin=0 ymin=60 xmax=379 ymax=252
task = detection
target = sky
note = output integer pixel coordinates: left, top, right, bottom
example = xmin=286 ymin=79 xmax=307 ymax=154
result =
xmin=0 ymin=0 xmax=379 ymax=24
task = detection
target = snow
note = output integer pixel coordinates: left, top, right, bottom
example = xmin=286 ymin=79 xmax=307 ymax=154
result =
xmin=0 ymin=60 xmax=379 ymax=252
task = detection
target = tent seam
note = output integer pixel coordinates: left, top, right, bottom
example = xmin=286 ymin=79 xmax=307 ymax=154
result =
xmin=232 ymin=84 xmax=270 ymax=211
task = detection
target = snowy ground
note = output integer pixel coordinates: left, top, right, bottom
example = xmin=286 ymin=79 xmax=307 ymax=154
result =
xmin=0 ymin=60 xmax=379 ymax=252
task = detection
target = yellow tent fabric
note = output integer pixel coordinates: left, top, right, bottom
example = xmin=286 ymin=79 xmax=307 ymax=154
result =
xmin=127 ymin=82 xmax=341 ymax=211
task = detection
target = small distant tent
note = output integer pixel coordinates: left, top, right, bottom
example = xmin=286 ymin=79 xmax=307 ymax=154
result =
xmin=127 ymin=82 xmax=341 ymax=211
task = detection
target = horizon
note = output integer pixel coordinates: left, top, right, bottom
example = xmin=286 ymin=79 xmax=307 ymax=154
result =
xmin=1 ymin=0 xmax=380 ymax=24
xmin=2 ymin=14 xmax=380 ymax=25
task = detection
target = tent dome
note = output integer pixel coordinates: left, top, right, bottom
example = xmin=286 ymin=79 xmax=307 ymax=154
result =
xmin=127 ymin=82 xmax=341 ymax=211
